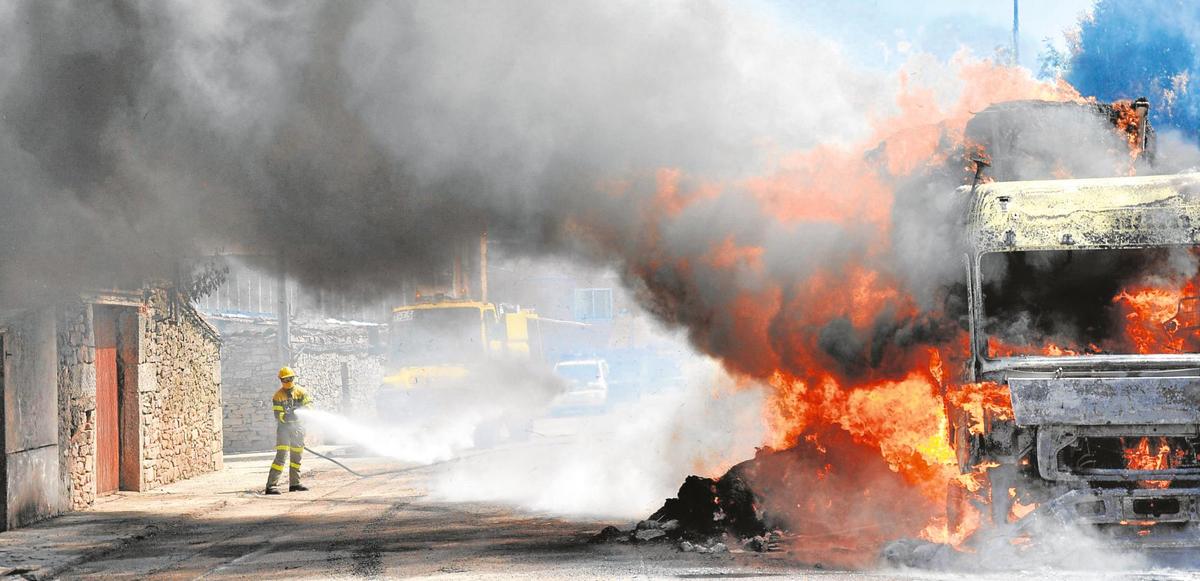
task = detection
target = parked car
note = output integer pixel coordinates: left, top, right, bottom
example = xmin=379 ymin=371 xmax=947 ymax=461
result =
xmin=551 ymin=359 xmax=609 ymax=413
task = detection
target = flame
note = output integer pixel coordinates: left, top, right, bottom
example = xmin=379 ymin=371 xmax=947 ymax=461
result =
xmin=1124 ymin=436 xmax=1173 ymax=489
xmin=725 ymin=60 xmax=1067 ymax=548
xmin=922 ymin=471 xmax=986 ymax=545
xmin=591 ymin=56 xmax=1154 ymax=552
xmin=987 ymin=337 xmax=1089 ymax=358
xmin=707 ymin=236 xmax=765 ymax=272
xmin=654 ymin=168 xmax=719 ymax=217
xmin=748 ymin=146 xmax=892 ymax=232
xmin=1111 ymin=99 xmax=1148 ymax=162
xmin=1009 ymin=487 xmax=1038 ymax=521
xmin=987 ymin=273 xmax=1200 ymax=357
xmin=945 ymin=381 xmax=1013 ymax=435
xmin=1114 ymin=279 xmax=1199 ymax=354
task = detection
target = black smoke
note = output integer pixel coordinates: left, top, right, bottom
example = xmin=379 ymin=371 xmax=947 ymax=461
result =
xmin=0 ymin=0 xmax=884 ymax=309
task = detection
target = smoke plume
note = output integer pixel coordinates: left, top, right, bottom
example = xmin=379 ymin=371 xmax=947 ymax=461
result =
xmin=9 ymin=0 xmax=1198 ymax=556
xmin=0 ymin=0 xmax=885 ymax=303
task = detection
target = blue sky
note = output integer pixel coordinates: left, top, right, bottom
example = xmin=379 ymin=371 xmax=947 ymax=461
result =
xmin=765 ymin=0 xmax=1096 ymax=71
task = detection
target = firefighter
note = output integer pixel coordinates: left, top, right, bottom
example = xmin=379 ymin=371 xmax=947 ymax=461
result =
xmin=264 ymin=366 xmax=312 ymax=494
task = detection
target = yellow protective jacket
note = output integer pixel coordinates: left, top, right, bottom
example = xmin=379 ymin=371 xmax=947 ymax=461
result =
xmin=272 ymin=385 xmax=312 ymax=424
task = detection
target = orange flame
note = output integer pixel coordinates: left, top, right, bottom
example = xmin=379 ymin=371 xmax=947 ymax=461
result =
xmin=988 ymin=272 xmax=1200 ymax=358
xmin=589 ymin=57 xmax=1144 ymax=552
xmin=724 ymin=61 xmax=1068 ymax=546
xmin=1124 ymin=436 xmax=1173 ymax=489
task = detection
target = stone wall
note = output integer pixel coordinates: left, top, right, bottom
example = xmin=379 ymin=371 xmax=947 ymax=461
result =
xmin=54 ymin=290 xmax=223 ymax=513
xmin=291 ymin=321 xmax=384 ymax=419
xmin=138 ymin=291 xmax=223 ymax=489
xmin=57 ymin=302 xmax=95 ymax=511
xmin=213 ymin=317 xmax=384 ymax=453
xmin=211 ymin=318 xmax=278 ymax=453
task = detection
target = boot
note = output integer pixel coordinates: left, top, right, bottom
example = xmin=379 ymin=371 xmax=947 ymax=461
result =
xmin=265 ymin=486 xmax=281 ymax=495
xmin=289 ymin=484 xmax=310 ymax=492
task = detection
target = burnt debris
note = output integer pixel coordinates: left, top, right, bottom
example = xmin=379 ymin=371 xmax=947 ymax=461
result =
xmin=593 ymin=427 xmax=935 ymax=554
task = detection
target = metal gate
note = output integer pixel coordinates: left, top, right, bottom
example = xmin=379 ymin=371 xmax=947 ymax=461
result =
xmin=94 ymin=309 xmax=119 ymax=495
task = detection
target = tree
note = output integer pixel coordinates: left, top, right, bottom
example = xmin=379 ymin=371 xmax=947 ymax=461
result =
xmin=1067 ymin=0 xmax=1200 ymax=137
xmin=1036 ymin=38 xmax=1067 ymax=81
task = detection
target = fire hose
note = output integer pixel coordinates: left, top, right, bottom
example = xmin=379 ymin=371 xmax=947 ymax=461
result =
xmin=304 ymin=446 xmax=365 ymax=478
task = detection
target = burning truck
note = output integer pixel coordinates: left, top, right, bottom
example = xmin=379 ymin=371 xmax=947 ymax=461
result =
xmin=629 ymin=97 xmax=1200 ymax=562
xmin=949 ymin=170 xmax=1200 ymax=535
xmin=948 ymin=173 xmax=1200 ymax=547
xmin=941 ymin=97 xmax=1200 ymax=549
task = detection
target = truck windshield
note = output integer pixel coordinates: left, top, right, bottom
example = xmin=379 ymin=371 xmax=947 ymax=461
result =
xmin=389 ymin=307 xmax=483 ymax=367
xmin=555 ymin=362 xmax=601 ymax=384
xmin=981 ymin=247 xmax=1200 ymax=357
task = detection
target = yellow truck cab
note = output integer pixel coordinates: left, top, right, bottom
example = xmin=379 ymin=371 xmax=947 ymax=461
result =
xmin=383 ymin=299 xmax=494 ymax=388
xmin=376 ymin=296 xmax=544 ymax=416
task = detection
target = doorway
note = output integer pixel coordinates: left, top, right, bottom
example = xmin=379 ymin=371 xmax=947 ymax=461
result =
xmin=93 ymin=306 xmax=140 ymax=495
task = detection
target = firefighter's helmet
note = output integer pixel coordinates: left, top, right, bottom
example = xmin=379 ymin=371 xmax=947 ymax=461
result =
xmin=278 ymin=366 xmax=296 ymax=381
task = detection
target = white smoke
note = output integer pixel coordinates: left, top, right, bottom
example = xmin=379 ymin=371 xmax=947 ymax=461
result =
xmin=429 ymin=356 xmax=767 ymax=518
xmin=297 ymin=358 xmax=567 ymax=464
xmin=298 ymin=408 xmax=473 ymax=466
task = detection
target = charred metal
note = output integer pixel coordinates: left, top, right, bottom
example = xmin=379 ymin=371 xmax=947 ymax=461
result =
xmin=946 ymin=102 xmax=1200 ymax=548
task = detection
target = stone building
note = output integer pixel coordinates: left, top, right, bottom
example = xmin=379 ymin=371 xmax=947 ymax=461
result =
xmin=212 ymin=316 xmax=383 ymax=453
xmin=194 ymin=255 xmax=389 ymax=453
xmin=0 ymin=287 xmax=222 ymax=530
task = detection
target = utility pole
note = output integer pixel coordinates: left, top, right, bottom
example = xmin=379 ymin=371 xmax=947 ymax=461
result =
xmin=276 ymin=252 xmax=291 ymax=364
xmin=479 ymin=226 xmax=488 ymax=304
xmin=451 ymin=241 xmax=464 ymax=299
xmin=1012 ymin=0 xmax=1020 ymax=67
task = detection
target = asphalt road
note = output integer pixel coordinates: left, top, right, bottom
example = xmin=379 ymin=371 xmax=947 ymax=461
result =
xmin=44 ymin=442 xmax=817 ymax=580
xmin=15 ymin=414 xmax=1200 ymax=580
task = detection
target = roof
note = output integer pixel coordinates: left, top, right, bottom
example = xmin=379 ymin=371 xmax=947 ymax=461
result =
xmin=393 ymin=300 xmax=493 ymax=312
xmin=965 ymin=172 xmax=1200 ymax=253
xmin=963 ymin=100 xmax=1154 ymax=182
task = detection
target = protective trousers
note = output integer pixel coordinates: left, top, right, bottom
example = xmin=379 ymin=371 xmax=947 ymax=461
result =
xmin=266 ymin=422 xmax=304 ymax=488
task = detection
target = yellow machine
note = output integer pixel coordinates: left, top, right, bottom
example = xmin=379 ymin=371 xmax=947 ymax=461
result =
xmin=375 ymin=296 xmax=545 ymax=414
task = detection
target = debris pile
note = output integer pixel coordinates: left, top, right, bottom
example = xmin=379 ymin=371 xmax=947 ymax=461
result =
xmin=590 ymin=470 xmax=781 ymax=553
xmin=589 ymin=462 xmax=773 ymax=552
xmin=594 ymin=427 xmax=933 ymax=560
xmin=591 ymin=515 xmax=780 ymax=555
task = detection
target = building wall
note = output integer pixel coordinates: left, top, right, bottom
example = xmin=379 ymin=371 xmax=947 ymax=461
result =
xmin=137 ymin=291 xmax=223 ymax=489
xmin=55 ymin=292 xmax=223 ymax=513
xmin=291 ymin=321 xmax=384 ymax=419
xmin=3 ymin=307 xmax=67 ymax=529
xmin=57 ymin=302 xmax=95 ymax=511
xmin=0 ymin=289 xmax=222 ymax=530
xmin=214 ymin=317 xmax=383 ymax=453
xmin=215 ymin=321 xmax=279 ymax=453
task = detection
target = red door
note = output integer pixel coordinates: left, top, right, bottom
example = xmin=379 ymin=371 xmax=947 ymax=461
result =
xmin=94 ymin=309 xmax=119 ymax=495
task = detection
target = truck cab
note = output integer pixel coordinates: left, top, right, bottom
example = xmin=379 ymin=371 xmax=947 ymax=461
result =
xmin=375 ymin=297 xmax=545 ymax=417
xmin=951 ymin=172 xmax=1200 ymax=546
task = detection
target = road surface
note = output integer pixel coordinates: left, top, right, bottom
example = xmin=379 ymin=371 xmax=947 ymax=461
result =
xmin=4 ymin=417 xmax=1200 ymax=579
